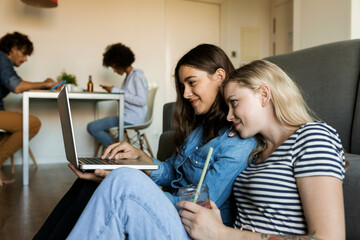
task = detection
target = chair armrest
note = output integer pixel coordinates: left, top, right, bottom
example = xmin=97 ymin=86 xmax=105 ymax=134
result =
xmin=156 ymin=131 xmax=176 ymax=161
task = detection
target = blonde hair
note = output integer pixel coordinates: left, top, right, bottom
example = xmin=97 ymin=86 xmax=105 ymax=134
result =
xmin=224 ymin=60 xmax=316 ymax=160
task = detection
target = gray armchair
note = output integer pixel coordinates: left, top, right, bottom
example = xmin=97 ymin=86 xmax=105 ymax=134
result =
xmin=157 ymin=102 xmax=175 ymax=161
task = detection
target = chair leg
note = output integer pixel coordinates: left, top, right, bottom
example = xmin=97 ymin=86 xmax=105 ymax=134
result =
xmin=29 ymin=148 xmax=38 ymax=168
xmin=94 ymin=142 xmax=102 ymax=157
xmin=142 ymin=133 xmax=154 ymax=158
xmin=11 ymin=154 xmax=15 ymax=174
xmin=136 ymin=130 xmax=143 ymax=150
xmin=124 ymin=131 xmax=131 ymax=143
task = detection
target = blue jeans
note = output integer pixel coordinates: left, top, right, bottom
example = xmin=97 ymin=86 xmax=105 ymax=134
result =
xmin=67 ymin=168 xmax=191 ymax=240
xmin=87 ymin=116 xmax=132 ymax=148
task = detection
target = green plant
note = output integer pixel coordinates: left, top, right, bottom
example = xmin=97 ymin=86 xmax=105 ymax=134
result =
xmin=57 ymin=71 xmax=77 ymax=86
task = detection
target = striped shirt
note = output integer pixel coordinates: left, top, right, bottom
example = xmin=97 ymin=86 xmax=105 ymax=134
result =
xmin=233 ymin=121 xmax=345 ymax=235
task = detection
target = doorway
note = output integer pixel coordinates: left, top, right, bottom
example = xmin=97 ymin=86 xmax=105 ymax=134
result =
xmin=270 ymin=0 xmax=293 ymax=55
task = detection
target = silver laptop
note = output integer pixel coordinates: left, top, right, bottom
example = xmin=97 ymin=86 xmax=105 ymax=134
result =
xmin=57 ymin=86 xmax=159 ymax=171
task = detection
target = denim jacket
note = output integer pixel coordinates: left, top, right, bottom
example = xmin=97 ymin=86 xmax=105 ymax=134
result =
xmin=150 ymin=125 xmax=257 ymax=226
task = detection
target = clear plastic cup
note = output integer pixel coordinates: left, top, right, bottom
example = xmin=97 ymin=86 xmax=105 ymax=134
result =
xmin=178 ymin=184 xmax=211 ymax=209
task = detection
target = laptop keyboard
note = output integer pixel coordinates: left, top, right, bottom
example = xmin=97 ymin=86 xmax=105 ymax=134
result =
xmin=78 ymin=157 xmax=118 ymax=165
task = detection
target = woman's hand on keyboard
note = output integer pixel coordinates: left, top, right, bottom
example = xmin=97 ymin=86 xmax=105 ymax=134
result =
xmin=101 ymin=141 xmax=153 ymax=164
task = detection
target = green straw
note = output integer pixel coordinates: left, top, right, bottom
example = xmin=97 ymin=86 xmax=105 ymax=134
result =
xmin=193 ymin=147 xmax=213 ymax=203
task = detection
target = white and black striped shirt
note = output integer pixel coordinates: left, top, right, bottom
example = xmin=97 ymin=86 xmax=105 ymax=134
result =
xmin=233 ymin=121 xmax=345 ymax=235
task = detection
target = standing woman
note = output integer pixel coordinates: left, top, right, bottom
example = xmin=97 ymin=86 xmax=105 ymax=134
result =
xmin=35 ymin=44 xmax=257 ymax=240
xmin=178 ymin=60 xmax=345 ymax=240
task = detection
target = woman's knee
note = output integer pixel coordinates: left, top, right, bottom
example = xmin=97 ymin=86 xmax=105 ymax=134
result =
xmin=108 ymin=167 xmax=145 ymax=180
xmin=104 ymin=168 xmax=148 ymax=187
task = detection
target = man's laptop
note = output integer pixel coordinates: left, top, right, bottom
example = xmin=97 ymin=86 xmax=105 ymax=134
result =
xmin=57 ymin=86 xmax=159 ymax=171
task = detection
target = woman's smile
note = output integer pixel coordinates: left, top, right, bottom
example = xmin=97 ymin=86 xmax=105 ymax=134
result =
xmin=190 ymin=98 xmax=199 ymax=106
xmin=234 ymin=121 xmax=241 ymax=129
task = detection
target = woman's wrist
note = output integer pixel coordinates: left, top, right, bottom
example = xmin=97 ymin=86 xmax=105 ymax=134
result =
xmin=218 ymin=225 xmax=234 ymax=240
xmin=139 ymin=151 xmax=154 ymax=163
xmin=220 ymin=226 xmax=253 ymax=240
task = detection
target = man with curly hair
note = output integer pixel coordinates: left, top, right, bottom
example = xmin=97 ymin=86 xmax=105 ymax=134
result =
xmin=87 ymin=43 xmax=148 ymax=148
xmin=0 ymin=31 xmax=57 ymax=185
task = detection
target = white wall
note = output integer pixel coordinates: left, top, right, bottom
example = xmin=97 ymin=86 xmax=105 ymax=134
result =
xmin=164 ymin=0 xmax=221 ymax=104
xmin=1 ymin=0 xmax=166 ymax=164
xmin=293 ymin=0 xmax=352 ymax=50
xmin=351 ymin=0 xmax=360 ymax=39
xmin=223 ymin=0 xmax=271 ymax=67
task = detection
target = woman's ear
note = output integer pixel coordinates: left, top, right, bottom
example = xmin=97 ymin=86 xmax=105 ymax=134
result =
xmin=258 ymin=84 xmax=271 ymax=107
xmin=214 ymin=68 xmax=226 ymax=86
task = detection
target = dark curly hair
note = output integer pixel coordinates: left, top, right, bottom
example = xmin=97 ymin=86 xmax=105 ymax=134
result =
xmin=172 ymin=44 xmax=235 ymax=150
xmin=102 ymin=43 xmax=135 ymax=69
xmin=0 ymin=32 xmax=33 ymax=55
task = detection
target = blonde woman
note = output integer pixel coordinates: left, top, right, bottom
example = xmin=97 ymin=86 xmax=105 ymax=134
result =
xmin=178 ymin=60 xmax=345 ymax=240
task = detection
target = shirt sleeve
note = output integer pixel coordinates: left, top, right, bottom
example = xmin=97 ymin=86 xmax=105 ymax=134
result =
xmin=293 ymin=123 xmax=345 ymax=181
xmin=122 ymin=71 xmax=148 ymax=107
xmin=0 ymin=57 xmax=22 ymax=92
xmin=111 ymin=86 xmax=124 ymax=93
xmin=149 ymin=154 xmax=177 ymax=186
xmin=149 ymin=153 xmax=180 ymax=206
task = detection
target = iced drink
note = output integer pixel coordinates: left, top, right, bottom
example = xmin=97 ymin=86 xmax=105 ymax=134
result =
xmin=179 ymin=184 xmax=211 ymax=209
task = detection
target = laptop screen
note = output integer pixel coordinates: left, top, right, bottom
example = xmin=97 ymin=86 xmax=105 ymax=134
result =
xmin=57 ymin=86 xmax=79 ymax=167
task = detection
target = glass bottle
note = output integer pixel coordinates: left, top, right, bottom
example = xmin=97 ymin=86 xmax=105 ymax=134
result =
xmin=87 ymin=75 xmax=93 ymax=92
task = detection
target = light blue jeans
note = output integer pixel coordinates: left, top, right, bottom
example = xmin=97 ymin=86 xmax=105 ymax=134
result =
xmin=87 ymin=116 xmax=132 ymax=147
xmin=67 ymin=168 xmax=191 ymax=240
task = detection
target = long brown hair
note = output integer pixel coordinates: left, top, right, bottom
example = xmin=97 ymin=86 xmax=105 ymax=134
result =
xmin=172 ymin=44 xmax=235 ymax=150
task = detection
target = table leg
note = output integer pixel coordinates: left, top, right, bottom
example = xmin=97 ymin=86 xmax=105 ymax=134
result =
xmin=22 ymin=93 xmax=29 ymax=185
xmin=118 ymin=95 xmax=124 ymax=141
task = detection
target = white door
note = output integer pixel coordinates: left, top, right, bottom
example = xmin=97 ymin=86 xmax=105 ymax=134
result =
xmin=165 ymin=0 xmax=220 ymax=103
xmin=271 ymin=0 xmax=293 ymax=55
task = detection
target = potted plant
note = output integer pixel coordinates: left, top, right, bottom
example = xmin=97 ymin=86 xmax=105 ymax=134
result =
xmin=57 ymin=71 xmax=77 ymax=86
xmin=56 ymin=71 xmax=82 ymax=91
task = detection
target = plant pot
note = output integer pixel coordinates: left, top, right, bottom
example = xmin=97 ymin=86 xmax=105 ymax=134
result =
xmin=65 ymin=84 xmax=83 ymax=92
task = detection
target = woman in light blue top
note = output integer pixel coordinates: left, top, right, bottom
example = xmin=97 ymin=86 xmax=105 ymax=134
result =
xmin=67 ymin=44 xmax=257 ymax=239
xmin=87 ymin=43 xmax=148 ymax=148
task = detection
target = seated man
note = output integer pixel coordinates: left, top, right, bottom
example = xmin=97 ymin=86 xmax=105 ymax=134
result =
xmin=0 ymin=31 xmax=57 ymax=185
